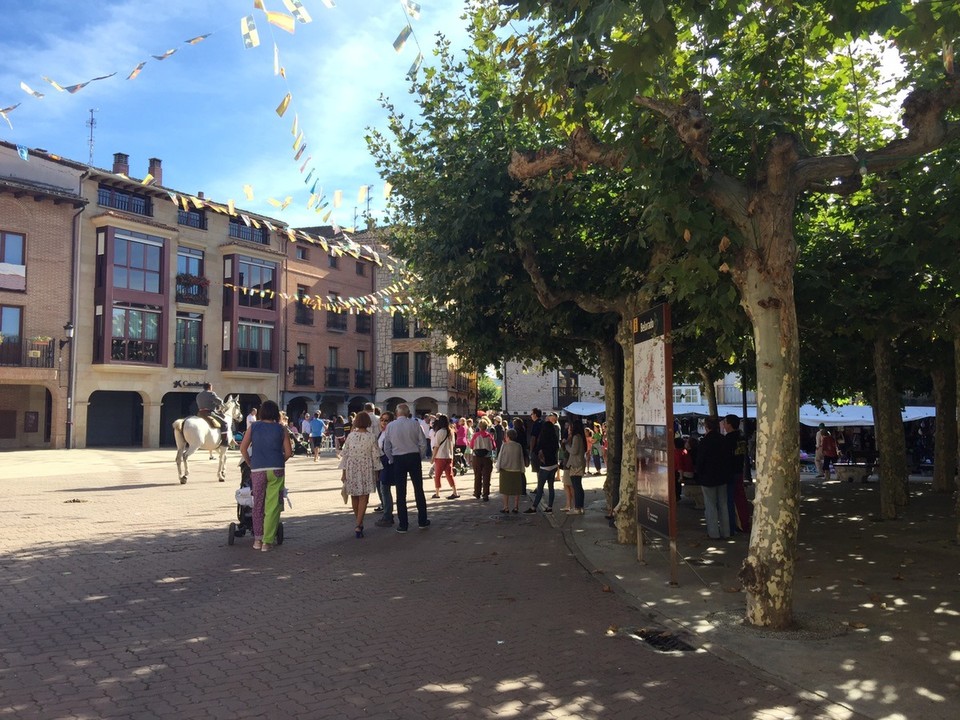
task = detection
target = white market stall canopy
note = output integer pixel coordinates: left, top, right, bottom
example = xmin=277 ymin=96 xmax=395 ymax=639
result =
xmin=673 ymin=404 xmax=757 ymax=419
xmin=562 ymin=402 xmax=607 ymax=416
xmin=799 ymin=404 xmax=935 ymax=428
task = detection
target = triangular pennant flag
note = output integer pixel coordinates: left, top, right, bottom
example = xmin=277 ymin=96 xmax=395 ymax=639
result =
xmin=358 ymin=185 xmax=368 ymax=204
xmin=17 ymin=145 xmax=29 ymax=161
xmin=291 ymin=113 xmax=299 ymax=137
xmin=240 ymin=213 xmax=252 ymax=227
xmin=228 ymin=199 xmax=236 ymax=215
xmin=407 ymin=52 xmax=423 ymax=78
xmin=266 ymin=11 xmax=296 ymax=34
xmin=299 ymin=155 xmax=311 ymax=173
xmin=268 ymin=198 xmax=283 ymax=207
xmin=283 ymin=0 xmax=313 ymax=23
xmin=19 ymin=82 xmax=44 ymax=98
xmin=304 ymin=169 xmax=314 ymax=185
xmin=320 ymin=0 xmax=336 ymax=7
xmin=254 ymin=0 xmax=265 ymax=9
xmin=281 ymin=196 xmax=293 ymax=210
xmin=190 ymin=196 xmax=205 ymax=209
xmin=152 ymin=49 xmax=178 ymax=61
xmin=185 ymin=34 xmax=211 ymax=45
xmin=126 ymin=62 xmax=147 ymax=80
xmin=393 ymin=24 xmax=412 ymax=52
xmin=274 ymin=43 xmax=281 ymax=75
xmin=402 ymin=0 xmax=422 ymax=20
xmin=334 ymin=190 xmax=342 ymax=208
xmin=294 ymin=143 xmax=307 ymax=162
xmin=276 ymin=92 xmax=292 ymax=117
xmin=64 ymin=81 xmax=90 ymax=94
xmin=0 ymin=104 xmax=19 ymax=129
xmin=383 ymin=182 xmax=393 ymax=199
xmin=241 ymin=15 xmax=260 ymax=49
xmin=41 ymin=76 xmax=65 ymax=91
xmin=243 ymin=184 xmax=254 ymax=201
xmin=141 ymin=173 xmax=155 ymax=186
xmin=293 ymin=131 xmax=304 ymax=150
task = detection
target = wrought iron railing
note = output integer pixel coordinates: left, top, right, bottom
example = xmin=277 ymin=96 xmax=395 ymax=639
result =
xmin=0 ymin=338 xmax=55 ymax=368
xmin=292 ymin=365 xmax=315 ymax=386
xmin=355 ymin=369 xmax=371 ymax=388
xmin=325 ymin=366 xmax=350 ymax=387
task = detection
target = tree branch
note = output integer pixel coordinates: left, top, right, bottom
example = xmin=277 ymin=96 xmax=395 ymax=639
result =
xmin=795 ymin=80 xmax=960 ymax=189
xmin=515 ymin=235 xmax=620 ymax=314
xmin=634 ymin=91 xmax=712 ymax=166
xmin=508 ymin=126 xmax=626 ymax=180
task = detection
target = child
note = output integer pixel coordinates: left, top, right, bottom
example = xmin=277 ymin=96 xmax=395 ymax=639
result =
xmin=496 ymin=428 xmax=525 ymax=513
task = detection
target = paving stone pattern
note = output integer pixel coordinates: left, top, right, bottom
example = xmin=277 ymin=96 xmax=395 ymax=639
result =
xmin=2 ymin=449 xmax=837 ymax=719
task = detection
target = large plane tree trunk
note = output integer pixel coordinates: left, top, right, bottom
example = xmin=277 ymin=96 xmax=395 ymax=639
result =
xmin=873 ymin=337 xmax=910 ymax=519
xmin=615 ymin=313 xmax=638 ymax=544
xmin=930 ymin=361 xmax=956 ymax=495
xmin=599 ymin=339 xmax=624 ymax=515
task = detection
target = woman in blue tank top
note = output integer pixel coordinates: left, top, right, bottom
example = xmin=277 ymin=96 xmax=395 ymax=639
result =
xmin=240 ymin=400 xmax=292 ymax=552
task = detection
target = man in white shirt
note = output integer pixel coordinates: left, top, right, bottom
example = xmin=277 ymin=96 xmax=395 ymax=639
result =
xmin=246 ymin=407 xmax=257 ymax=430
xmin=383 ymin=403 xmax=429 ymax=532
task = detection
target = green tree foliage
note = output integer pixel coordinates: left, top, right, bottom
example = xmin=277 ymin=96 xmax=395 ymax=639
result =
xmin=477 ymin=373 xmax=502 ymax=411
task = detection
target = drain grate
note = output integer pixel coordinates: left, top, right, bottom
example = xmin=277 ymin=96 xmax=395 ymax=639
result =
xmin=630 ymin=628 xmax=697 ymax=652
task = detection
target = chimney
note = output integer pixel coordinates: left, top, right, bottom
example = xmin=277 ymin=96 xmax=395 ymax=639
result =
xmin=197 ymin=191 xmax=204 ymax=199
xmin=148 ymin=157 xmax=162 ymax=186
xmin=112 ymin=152 xmax=129 ymax=175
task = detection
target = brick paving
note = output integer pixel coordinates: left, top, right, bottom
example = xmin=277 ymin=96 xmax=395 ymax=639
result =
xmin=1 ymin=449 xmax=845 ymax=719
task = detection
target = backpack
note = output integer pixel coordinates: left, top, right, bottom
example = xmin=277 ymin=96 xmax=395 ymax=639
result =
xmin=821 ymin=433 xmax=838 ymax=458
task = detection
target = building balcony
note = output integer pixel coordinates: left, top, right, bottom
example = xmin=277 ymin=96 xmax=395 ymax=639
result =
xmin=291 ymin=365 xmax=315 ymax=386
xmin=715 ymin=384 xmax=756 ymax=405
xmin=413 ymin=371 xmax=431 ymax=388
xmin=553 ymin=386 xmax=581 ymax=410
xmin=228 ymin=222 xmax=267 ymax=245
xmin=355 ymin=369 xmax=371 ymax=388
xmin=174 ymin=342 xmax=207 ymax=369
xmin=175 ymin=275 xmax=210 ymax=305
xmin=0 ymin=338 xmax=55 ymax=368
xmin=325 ymin=366 xmax=350 ymax=388
xmin=98 ymin=187 xmax=151 ymax=216
xmin=177 ymin=209 xmax=207 ymax=230
xmin=452 ymin=372 xmax=473 ymax=393
xmin=392 ymin=371 xmax=409 ymax=388
xmin=327 ymin=312 xmax=347 ymax=331
xmin=392 ymin=317 xmax=409 ymax=338
xmin=356 ymin=314 xmax=372 ymax=334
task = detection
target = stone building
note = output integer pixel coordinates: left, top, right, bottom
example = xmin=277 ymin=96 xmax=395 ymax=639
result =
xmin=501 ymin=360 xmax=605 ymax=417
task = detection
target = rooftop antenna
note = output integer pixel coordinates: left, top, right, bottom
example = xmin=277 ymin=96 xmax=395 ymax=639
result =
xmin=86 ymin=108 xmax=98 ymax=164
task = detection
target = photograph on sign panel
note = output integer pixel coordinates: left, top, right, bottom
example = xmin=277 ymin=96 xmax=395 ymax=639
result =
xmin=635 ymin=424 xmax=669 ymax=504
xmin=633 ymin=337 xmax=667 ymax=426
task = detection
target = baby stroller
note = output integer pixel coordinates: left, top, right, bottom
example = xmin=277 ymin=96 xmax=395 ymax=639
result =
xmin=228 ymin=459 xmax=285 ymax=546
xmin=453 ymin=446 xmax=469 ymax=476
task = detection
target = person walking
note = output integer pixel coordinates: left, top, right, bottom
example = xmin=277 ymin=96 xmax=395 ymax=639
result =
xmin=383 ymin=403 xmax=429 ymax=532
xmin=722 ymin=414 xmax=752 ymax=533
xmin=814 ymin=423 xmax=827 ymax=478
xmin=496 ymin=428 xmax=525 ymax=513
xmin=431 ymin=414 xmax=459 ymax=499
xmin=562 ymin=417 xmax=587 ymax=514
xmin=695 ymin=417 xmax=731 ymax=540
xmin=821 ymin=427 xmax=839 ymax=482
xmin=239 ymin=400 xmax=292 ymax=552
xmin=374 ymin=412 xmax=396 ymax=527
xmin=338 ymin=411 xmax=380 ymax=539
xmin=469 ymin=418 xmax=496 ymax=501
xmin=245 ymin=406 xmax=258 ymax=430
xmin=309 ymin=411 xmax=326 ymax=462
xmin=526 ymin=412 xmax=560 ymax=514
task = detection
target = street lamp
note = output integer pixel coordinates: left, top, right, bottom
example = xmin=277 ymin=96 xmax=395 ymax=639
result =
xmin=288 ymin=351 xmax=305 ymax=374
xmin=59 ymin=321 xmax=74 ymax=350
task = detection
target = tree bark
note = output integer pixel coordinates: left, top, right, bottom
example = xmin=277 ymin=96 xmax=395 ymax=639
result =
xmin=930 ymin=361 xmax=956 ymax=494
xmin=599 ymin=339 xmax=624 ymax=513
xmin=734 ymin=264 xmax=801 ymax=629
xmin=615 ymin=313 xmax=638 ymax=544
xmin=954 ymin=337 xmax=960 ymax=545
xmin=873 ymin=337 xmax=910 ymax=518
xmin=699 ymin=367 xmax=719 ymax=417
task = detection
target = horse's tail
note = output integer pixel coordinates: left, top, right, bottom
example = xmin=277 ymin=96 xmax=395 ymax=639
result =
xmin=172 ymin=418 xmax=188 ymax=450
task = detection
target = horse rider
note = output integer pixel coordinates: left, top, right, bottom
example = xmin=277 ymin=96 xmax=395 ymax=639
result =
xmin=196 ymin=382 xmax=229 ymax=445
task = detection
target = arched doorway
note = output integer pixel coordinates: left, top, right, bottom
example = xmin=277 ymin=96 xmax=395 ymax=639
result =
xmin=160 ymin=391 xmax=197 ymax=446
xmin=383 ymin=396 xmax=406 ymax=414
xmin=414 ymin=396 xmax=438 ymax=418
xmin=86 ymin=390 xmax=144 ymax=447
xmin=348 ymin=395 xmax=371 ymax=414
xmin=286 ymin=396 xmax=311 ymax=427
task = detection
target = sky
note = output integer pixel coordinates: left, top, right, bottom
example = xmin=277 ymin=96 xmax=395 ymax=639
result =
xmin=0 ymin=0 xmax=473 ymax=229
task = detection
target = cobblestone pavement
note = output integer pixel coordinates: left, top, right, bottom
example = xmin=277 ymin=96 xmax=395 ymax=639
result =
xmin=1 ymin=449 xmax=847 ymax=719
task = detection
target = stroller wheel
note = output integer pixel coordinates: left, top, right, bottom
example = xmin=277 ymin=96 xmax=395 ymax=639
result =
xmin=228 ymin=522 xmax=237 ymax=546
xmin=276 ymin=523 xmax=284 ymax=545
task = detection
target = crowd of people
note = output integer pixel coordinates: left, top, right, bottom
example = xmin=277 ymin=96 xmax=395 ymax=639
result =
xmin=233 ymin=402 xmax=610 ymax=546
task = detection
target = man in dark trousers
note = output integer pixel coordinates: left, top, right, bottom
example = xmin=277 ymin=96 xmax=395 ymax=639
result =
xmin=695 ymin=416 xmax=731 ymax=539
xmin=722 ymin=414 xmax=751 ymax=534
xmin=383 ymin=403 xmax=429 ymax=533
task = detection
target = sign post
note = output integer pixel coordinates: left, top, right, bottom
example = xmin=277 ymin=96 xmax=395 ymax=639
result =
xmin=633 ymin=304 xmax=678 ymax=584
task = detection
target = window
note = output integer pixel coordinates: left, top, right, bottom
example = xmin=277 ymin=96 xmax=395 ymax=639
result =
xmin=177 ymin=207 xmax=207 ymax=230
xmin=356 ymin=261 xmax=366 ymax=276
xmin=295 ymin=285 xmax=314 ymax=325
xmin=328 ymin=254 xmax=339 ymax=269
xmin=111 ymin=303 xmax=161 ymax=363
xmin=177 ymin=246 xmax=204 ymax=276
xmin=0 ymin=305 xmax=22 ymax=365
xmin=237 ymin=319 xmax=273 ymax=369
xmin=113 ymin=231 xmax=163 ymax=294
xmin=414 ymin=352 xmax=431 ymax=387
xmin=326 ymin=347 xmax=348 ymax=386
xmin=356 ymin=313 xmax=372 ymax=334
xmin=356 ymin=350 xmax=370 ymax=388
xmin=357 ymin=350 xmax=367 ymax=370
xmin=392 ymin=314 xmax=409 ymax=338
xmin=413 ymin=318 xmax=429 ymax=338
xmin=228 ymin=217 xmax=266 ymax=244
xmin=175 ymin=313 xmax=204 ymax=368
xmin=98 ymin=184 xmax=152 ymax=216
xmin=296 ymin=342 xmax=309 ymax=365
xmin=326 ymin=292 xmax=347 ymax=330
xmin=328 ymin=346 xmax=339 ymax=368
xmin=237 ymin=255 xmax=276 ymax=310
xmin=296 ymin=246 xmax=308 ymax=260
xmin=673 ymin=387 xmax=701 ymax=404
xmin=0 ymin=231 xmax=25 ymax=291
xmin=392 ymin=352 xmax=409 ymax=387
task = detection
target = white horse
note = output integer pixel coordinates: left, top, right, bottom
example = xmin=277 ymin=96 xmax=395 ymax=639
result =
xmin=173 ymin=395 xmax=242 ymax=484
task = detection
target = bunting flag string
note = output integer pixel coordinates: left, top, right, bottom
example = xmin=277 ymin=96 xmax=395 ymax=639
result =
xmin=221 ymin=274 xmax=418 ymax=314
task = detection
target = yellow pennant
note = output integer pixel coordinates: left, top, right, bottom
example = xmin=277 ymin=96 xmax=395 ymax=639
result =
xmin=357 ymin=185 xmax=368 ymax=203
xmin=334 ymin=190 xmax=342 ymax=208
xmin=20 ymin=82 xmax=43 ymax=98
xmin=293 ymin=131 xmax=303 ymax=150
xmin=383 ymin=182 xmax=393 ymax=199
xmin=126 ymin=62 xmax=147 ymax=80
xmin=266 ymin=11 xmax=296 ymax=34
xmin=291 ymin=113 xmax=299 ymax=137
xmin=228 ymin=199 xmax=236 ymax=215
xmin=141 ymin=173 xmax=155 ymax=186
xmin=243 ymin=184 xmax=254 ymax=201
xmin=41 ymin=76 xmax=65 ymax=91
xmin=276 ymin=92 xmax=292 ymax=117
